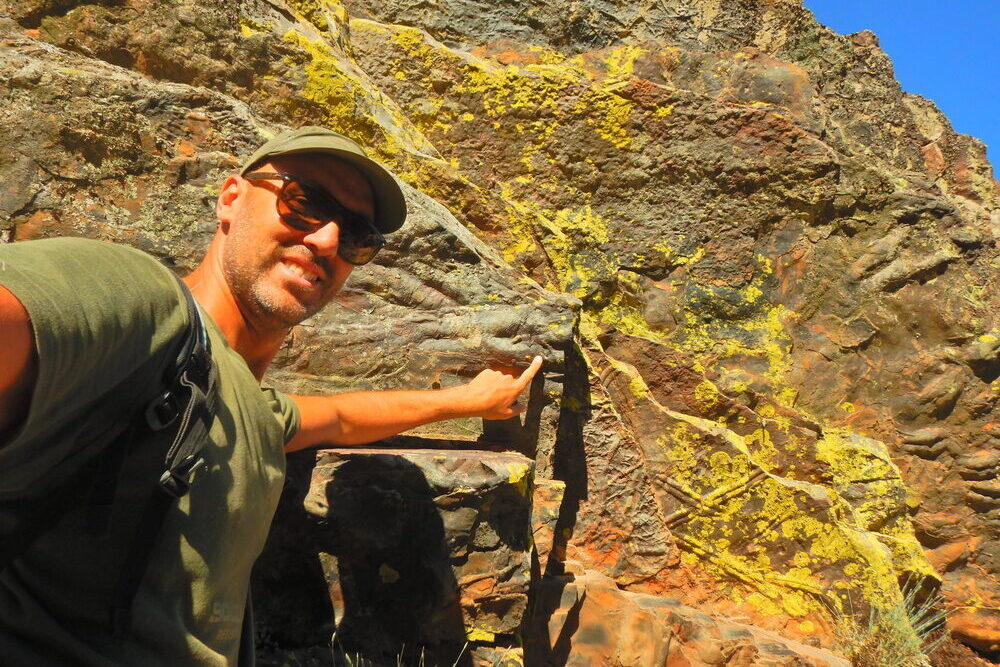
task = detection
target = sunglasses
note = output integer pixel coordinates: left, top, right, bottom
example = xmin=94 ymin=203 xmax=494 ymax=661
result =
xmin=243 ymin=171 xmax=385 ymax=265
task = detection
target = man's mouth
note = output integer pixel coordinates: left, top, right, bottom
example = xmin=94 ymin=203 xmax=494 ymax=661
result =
xmin=281 ymin=260 xmax=322 ymax=285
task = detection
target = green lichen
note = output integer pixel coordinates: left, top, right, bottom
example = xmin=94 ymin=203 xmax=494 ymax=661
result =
xmin=652 ymin=407 xmax=934 ymax=620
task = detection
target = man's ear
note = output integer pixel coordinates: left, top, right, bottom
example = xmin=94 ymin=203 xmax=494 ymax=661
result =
xmin=215 ymin=174 xmax=243 ymax=231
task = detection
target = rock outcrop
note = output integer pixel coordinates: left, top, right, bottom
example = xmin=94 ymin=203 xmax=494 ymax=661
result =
xmin=1 ymin=0 xmax=997 ymax=662
xmin=255 ymin=448 xmax=536 ymax=665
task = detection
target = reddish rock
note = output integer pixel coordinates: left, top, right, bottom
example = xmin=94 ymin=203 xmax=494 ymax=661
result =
xmin=529 ymin=566 xmax=849 ymax=666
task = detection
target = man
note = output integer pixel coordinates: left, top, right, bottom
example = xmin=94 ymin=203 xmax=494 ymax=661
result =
xmin=0 ymin=127 xmax=542 ymax=665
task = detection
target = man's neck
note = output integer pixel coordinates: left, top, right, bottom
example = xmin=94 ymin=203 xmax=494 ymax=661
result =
xmin=183 ymin=250 xmax=286 ymax=382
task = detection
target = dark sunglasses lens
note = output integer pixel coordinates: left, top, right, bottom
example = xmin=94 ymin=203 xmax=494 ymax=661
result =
xmin=275 ymin=178 xmax=384 ymax=264
xmin=337 ymin=222 xmax=383 ymax=264
xmin=276 ymin=181 xmax=323 ymax=230
xmin=337 ymin=242 xmax=381 ymax=265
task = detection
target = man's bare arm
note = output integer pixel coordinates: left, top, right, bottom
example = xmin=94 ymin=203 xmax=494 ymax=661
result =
xmin=286 ymin=356 xmax=543 ymax=452
xmin=0 ymin=286 xmax=37 ymax=437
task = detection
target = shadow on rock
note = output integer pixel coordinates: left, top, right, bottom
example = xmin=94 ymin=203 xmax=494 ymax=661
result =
xmin=320 ymin=455 xmax=470 ymax=666
xmin=253 ymin=451 xmax=469 ymax=665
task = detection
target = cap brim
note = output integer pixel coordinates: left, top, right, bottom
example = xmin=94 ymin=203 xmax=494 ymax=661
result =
xmin=242 ymin=146 xmax=407 ymax=234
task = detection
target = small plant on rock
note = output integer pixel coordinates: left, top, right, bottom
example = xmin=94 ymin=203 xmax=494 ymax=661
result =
xmin=831 ymin=578 xmax=948 ymax=667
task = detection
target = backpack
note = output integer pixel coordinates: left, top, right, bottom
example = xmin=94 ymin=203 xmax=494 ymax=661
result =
xmin=0 ymin=275 xmax=218 ymax=637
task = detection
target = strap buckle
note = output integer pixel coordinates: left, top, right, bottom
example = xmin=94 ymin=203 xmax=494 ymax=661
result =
xmin=159 ymin=454 xmax=205 ymax=498
xmin=145 ymin=391 xmax=180 ymax=431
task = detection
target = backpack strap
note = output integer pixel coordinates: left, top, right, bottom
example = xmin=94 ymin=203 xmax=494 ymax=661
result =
xmin=109 ymin=275 xmax=218 ymax=636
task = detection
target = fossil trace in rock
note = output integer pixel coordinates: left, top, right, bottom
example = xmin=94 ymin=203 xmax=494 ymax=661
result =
xmin=0 ymin=0 xmax=997 ymax=664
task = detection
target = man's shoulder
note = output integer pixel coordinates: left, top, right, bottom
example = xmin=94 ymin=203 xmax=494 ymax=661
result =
xmin=1 ymin=237 xmax=181 ymax=306
xmin=0 ymin=238 xmax=194 ymax=492
xmin=0 ymin=236 xmax=191 ymax=397
xmin=1 ymin=236 xmax=169 ymax=270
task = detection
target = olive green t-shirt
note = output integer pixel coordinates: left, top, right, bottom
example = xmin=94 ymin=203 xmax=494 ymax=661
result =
xmin=0 ymin=238 xmax=299 ymax=665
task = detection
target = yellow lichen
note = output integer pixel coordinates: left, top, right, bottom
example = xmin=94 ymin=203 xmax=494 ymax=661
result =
xmin=456 ymin=61 xmax=574 ymax=117
xmin=286 ymin=0 xmax=349 ymax=32
xmin=651 ymin=404 xmax=936 ymax=620
xmin=388 ymin=24 xmax=433 ymax=58
xmin=526 ymin=44 xmax=567 ymax=65
xmin=602 ymin=44 xmax=646 ymax=79
xmin=507 ymin=462 xmax=532 ymax=497
xmin=378 ymin=563 xmax=400 ymax=584
xmin=576 ymin=89 xmax=635 ymax=149
xmin=239 ymin=19 xmax=270 ymax=38
xmin=695 ymin=380 xmax=720 ymax=409
xmin=605 ymin=356 xmax=651 ymax=398
xmin=668 ymin=255 xmax=796 ymax=408
xmin=466 ymin=627 xmax=495 ymax=642
xmin=280 ymin=30 xmax=387 ymax=149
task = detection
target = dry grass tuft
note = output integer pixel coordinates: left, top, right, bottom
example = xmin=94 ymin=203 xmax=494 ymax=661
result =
xmin=831 ymin=579 xmax=948 ymax=667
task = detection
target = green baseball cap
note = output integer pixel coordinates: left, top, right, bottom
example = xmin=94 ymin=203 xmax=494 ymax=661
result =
xmin=240 ymin=126 xmax=407 ymax=233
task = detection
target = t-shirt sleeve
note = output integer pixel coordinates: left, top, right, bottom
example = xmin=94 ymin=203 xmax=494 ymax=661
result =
xmin=0 ymin=237 xmax=189 ymax=490
xmin=260 ymin=386 xmax=301 ymax=445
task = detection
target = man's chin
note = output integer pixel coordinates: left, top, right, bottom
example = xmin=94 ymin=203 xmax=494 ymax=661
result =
xmin=247 ymin=287 xmax=325 ymax=330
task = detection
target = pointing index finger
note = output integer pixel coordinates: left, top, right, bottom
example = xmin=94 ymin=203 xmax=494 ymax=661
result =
xmin=516 ymin=355 xmax=544 ymax=390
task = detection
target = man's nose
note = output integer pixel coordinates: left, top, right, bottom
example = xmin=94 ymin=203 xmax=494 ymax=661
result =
xmin=302 ymin=220 xmax=341 ymax=257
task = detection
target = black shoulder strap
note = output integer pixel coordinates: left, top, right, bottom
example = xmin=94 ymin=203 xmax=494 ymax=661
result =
xmin=109 ymin=275 xmax=218 ymax=636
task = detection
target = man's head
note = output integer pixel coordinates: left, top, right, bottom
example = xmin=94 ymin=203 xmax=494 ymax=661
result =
xmin=212 ymin=127 xmax=406 ymax=331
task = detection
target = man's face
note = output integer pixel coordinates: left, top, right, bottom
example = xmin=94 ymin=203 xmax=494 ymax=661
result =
xmin=219 ymin=153 xmax=375 ymax=330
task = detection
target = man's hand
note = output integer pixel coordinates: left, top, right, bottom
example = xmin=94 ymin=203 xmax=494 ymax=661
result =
xmin=287 ymin=355 xmax=545 ymax=452
xmin=456 ymin=355 xmax=543 ymax=420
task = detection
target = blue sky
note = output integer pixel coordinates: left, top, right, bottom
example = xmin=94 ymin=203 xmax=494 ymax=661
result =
xmin=802 ymin=0 xmax=998 ymax=170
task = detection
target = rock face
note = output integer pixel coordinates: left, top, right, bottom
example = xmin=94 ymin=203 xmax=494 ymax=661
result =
xmin=255 ymin=448 xmax=535 ymax=665
xmin=1 ymin=0 xmax=997 ymax=661
xmin=531 ymin=567 xmax=850 ymax=667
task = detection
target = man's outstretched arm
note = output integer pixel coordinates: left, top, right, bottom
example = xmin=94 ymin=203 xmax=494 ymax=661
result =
xmin=285 ymin=355 xmax=543 ymax=452
xmin=0 ymin=286 xmax=37 ymax=438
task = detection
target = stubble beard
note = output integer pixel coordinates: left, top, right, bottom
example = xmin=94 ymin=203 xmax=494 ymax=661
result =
xmin=222 ymin=226 xmax=324 ymax=332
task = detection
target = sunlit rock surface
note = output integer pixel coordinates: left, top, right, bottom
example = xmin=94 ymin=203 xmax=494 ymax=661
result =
xmin=1 ymin=0 xmax=997 ymax=660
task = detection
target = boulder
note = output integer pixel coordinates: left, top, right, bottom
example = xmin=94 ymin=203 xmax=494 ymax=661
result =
xmin=254 ymin=447 xmax=535 ymax=665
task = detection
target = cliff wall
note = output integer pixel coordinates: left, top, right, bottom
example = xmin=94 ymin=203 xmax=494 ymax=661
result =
xmin=1 ymin=0 xmax=997 ymax=662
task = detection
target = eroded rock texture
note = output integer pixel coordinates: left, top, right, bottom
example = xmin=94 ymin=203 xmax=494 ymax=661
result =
xmin=1 ymin=0 xmax=998 ymax=661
